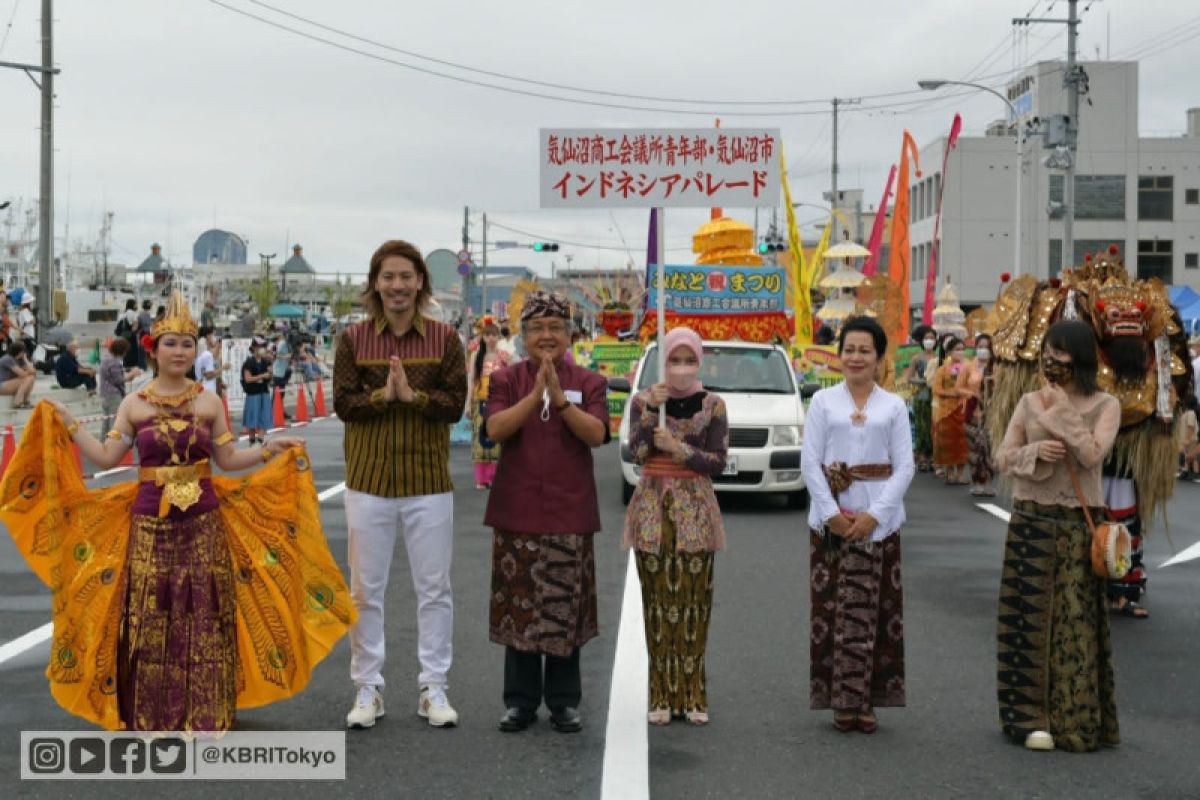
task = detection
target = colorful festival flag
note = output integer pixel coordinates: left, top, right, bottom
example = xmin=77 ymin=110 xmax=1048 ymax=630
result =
xmin=862 ymin=164 xmax=896 ymax=277
xmin=885 ymin=130 xmax=922 ymax=344
xmin=924 ymin=113 xmax=963 ymax=325
xmin=780 ymin=145 xmax=812 ymax=344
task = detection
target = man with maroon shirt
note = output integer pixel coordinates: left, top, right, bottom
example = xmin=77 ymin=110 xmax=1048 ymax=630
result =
xmin=484 ymin=291 xmax=610 ymax=733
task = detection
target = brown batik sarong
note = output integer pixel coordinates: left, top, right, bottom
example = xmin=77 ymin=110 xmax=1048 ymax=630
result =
xmin=489 ymin=529 xmax=599 ymax=658
xmin=997 ymin=500 xmax=1120 ymax=752
xmin=635 ymin=499 xmax=715 ymax=716
xmin=118 ymin=509 xmax=237 ymax=732
xmin=809 ymin=530 xmax=905 ymax=712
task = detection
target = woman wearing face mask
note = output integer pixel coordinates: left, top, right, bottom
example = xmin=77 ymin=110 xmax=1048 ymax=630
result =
xmin=623 ymin=327 xmax=728 ymax=726
xmin=957 ymin=333 xmax=996 ymax=496
xmin=801 ymin=317 xmax=915 ymax=735
xmin=932 ymin=336 xmax=970 ymax=485
xmin=995 ymin=320 xmax=1121 ymax=752
xmin=904 ymin=326 xmax=938 ymax=472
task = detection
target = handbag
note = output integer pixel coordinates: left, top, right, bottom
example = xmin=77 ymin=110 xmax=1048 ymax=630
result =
xmin=1063 ymin=449 xmax=1132 ymax=580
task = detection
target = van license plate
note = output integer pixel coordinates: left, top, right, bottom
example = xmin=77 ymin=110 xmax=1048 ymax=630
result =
xmin=722 ymin=456 xmax=738 ymax=476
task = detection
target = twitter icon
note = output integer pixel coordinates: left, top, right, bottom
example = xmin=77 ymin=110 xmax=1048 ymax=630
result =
xmin=149 ymin=739 xmax=187 ymax=774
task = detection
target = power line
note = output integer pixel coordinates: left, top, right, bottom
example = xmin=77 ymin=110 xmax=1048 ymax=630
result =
xmin=0 ymin=0 xmax=20 ymax=56
xmin=211 ymin=0 xmax=1040 ymax=116
xmin=233 ymin=0 xmax=963 ymax=108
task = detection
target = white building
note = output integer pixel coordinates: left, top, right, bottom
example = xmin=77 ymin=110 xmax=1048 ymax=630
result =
xmin=910 ymin=60 xmax=1200 ymax=311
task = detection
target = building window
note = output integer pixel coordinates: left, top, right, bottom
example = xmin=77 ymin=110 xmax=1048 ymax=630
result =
xmin=1049 ymin=239 xmax=1113 ymax=271
xmin=1187 ymin=188 xmax=1199 ymax=205
xmin=1138 ymin=176 xmax=1174 ymax=221
xmin=1186 ymin=253 xmax=1199 ymax=269
xmin=1048 ymin=175 xmax=1126 ymax=219
xmin=1136 ymin=239 xmax=1172 ymax=282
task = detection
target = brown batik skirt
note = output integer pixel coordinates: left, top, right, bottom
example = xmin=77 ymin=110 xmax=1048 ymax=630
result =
xmin=809 ymin=530 xmax=906 ymax=712
xmin=119 ymin=509 xmax=238 ymax=732
xmin=489 ymin=529 xmax=599 ymax=658
xmin=635 ymin=503 xmax=715 ymax=716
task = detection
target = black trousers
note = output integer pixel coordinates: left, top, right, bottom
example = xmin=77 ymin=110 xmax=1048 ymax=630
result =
xmin=503 ymin=646 xmax=581 ymax=711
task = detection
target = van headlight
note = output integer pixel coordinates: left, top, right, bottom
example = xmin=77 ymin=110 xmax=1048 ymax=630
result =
xmin=773 ymin=425 xmax=802 ymax=445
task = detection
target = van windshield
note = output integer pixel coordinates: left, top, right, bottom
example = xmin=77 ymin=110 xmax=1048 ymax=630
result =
xmin=637 ymin=345 xmax=795 ymax=394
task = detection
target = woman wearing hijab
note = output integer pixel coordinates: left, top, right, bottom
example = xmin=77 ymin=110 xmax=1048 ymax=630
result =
xmin=623 ymin=327 xmax=728 ymax=726
xmin=904 ymin=326 xmax=938 ymax=472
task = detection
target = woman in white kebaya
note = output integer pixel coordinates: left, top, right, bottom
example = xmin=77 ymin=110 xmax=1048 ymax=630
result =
xmin=801 ymin=316 xmax=916 ymax=735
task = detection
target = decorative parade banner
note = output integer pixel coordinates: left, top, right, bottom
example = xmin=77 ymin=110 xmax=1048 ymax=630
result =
xmin=645 ymin=265 xmax=787 ymax=314
xmin=539 ymin=128 xmax=781 ymax=208
xmin=574 ymin=340 xmax=643 ymax=434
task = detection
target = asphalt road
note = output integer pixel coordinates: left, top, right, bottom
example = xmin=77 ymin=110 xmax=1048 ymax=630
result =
xmin=1 ymin=418 xmax=1199 ymax=799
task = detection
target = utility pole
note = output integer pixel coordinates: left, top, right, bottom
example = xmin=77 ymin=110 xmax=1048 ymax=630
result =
xmin=1062 ymin=0 xmax=1081 ymax=275
xmin=1014 ymin=0 xmax=1082 ymax=276
xmin=480 ymin=212 xmax=488 ymax=318
xmin=461 ymin=205 xmax=470 ymax=308
xmin=37 ymin=0 xmax=54 ymax=331
xmin=830 ymin=97 xmax=861 ymax=238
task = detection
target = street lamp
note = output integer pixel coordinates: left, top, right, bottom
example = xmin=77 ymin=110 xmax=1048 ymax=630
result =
xmin=918 ymin=79 xmax=1024 ymax=276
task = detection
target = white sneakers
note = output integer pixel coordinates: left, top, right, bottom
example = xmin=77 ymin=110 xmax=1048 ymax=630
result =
xmin=418 ymin=685 xmax=459 ymax=727
xmin=1025 ymin=730 xmax=1055 ymax=751
xmin=347 ymin=684 xmax=458 ymax=729
xmin=346 ymin=685 xmax=385 ymax=729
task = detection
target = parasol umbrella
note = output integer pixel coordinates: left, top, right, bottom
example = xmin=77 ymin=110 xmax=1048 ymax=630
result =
xmin=267 ymin=303 xmax=306 ymax=318
xmin=819 ymin=263 xmax=867 ymax=289
xmin=821 ymin=241 xmax=872 ymax=260
xmin=816 ymin=295 xmax=859 ymax=320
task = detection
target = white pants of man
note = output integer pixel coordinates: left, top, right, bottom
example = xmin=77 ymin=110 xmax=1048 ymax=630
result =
xmin=345 ymin=489 xmax=454 ymax=690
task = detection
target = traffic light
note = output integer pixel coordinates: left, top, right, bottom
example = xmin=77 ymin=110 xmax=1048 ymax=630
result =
xmin=532 ymin=242 xmax=560 ymax=252
xmin=758 ymin=238 xmax=786 ymax=254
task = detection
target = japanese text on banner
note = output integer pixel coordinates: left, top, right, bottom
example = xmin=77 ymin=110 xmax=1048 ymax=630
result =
xmin=539 ymin=128 xmax=780 ymax=209
xmin=645 ymin=265 xmax=787 ymax=315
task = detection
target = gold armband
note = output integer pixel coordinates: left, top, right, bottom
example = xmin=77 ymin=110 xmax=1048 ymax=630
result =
xmin=214 ymin=431 xmax=235 ymax=446
xmin=66 ymin=421 xmax=80 ymax=437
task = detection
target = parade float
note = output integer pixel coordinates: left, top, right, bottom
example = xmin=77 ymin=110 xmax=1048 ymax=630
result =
xmin=984 ymin=245 xmax=1191 ymax=526
xmin=637 ymin=216 xmax=791 ymax=343
xmin=569 ymin=274 xmax=646 ymax=432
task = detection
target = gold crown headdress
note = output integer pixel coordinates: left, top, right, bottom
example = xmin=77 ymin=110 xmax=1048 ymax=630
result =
xmin=151 ymin=290 xmax=199 ymax=339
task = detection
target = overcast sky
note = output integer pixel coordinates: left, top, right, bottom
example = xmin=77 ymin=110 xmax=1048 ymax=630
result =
xmin=0 ymin=0 xmax=1196 ymax=279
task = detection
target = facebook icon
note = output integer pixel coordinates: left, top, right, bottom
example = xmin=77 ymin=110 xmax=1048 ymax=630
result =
xmin=109 ymin=738 xmax=146 ymax=774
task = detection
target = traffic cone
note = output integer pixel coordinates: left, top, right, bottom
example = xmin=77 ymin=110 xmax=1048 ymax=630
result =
xmin=314 ymin=379 xmax=328 ymax=417
xmin=294 ymin=384 xmax=310 ymax=424
xmin=0 ymin=424 xmax=15 ymax=479
xmin=272 ymin=387 xmax=286 ymax=429
xmin=120 ymin=446 xmax=134 ymax=466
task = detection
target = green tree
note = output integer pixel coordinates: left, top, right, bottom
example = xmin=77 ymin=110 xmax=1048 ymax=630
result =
xmin=249 ymin=274 xmax=278 ymax=320
xmin=330 ymin=277 xmax=357 ymax=322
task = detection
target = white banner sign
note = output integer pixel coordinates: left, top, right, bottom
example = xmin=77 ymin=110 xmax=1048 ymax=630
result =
xmin=539 ymin=128 xmax=780 ymax=209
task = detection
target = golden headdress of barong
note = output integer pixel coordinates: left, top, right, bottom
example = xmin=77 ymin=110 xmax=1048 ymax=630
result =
xmin=151 ymin=289 xmax=200 ymax=340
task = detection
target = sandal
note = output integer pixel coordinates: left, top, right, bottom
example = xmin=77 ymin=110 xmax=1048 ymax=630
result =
xmin=647 ymin=708 xmax=671 ymax=726
xmin=685 ymin=710 xmax=709 ymax=726
xmin=855 ymin=711 xmax=878 ymax=734
xmin=833 ymin=712 xmax=856 ymax=733
xmin=1112 ymin=599 xmax=1149 ymax=619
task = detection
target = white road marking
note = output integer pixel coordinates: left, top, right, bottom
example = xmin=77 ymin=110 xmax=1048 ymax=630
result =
xmin=317 ymin=482 xmax=346 ymax=502
xmin=600 ymin=552 xmax=649 ymax=800
xmin=1160 ymin=540 xmax=1200 ymax=568
xmin=0 ymin=464 xmax=347 ymax=666
xmin=0 ymin=622 xmax=53 ymax=665
xmin=977 ymin=503 xmax=1012 ymax=523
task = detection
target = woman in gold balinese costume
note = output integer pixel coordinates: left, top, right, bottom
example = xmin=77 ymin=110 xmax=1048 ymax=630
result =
xmin=0 ymin=292 xmax=354 ymax=732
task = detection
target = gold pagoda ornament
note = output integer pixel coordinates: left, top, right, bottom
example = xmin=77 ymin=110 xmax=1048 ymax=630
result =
xmin=151 ymin=290 xmax=200 ymax=339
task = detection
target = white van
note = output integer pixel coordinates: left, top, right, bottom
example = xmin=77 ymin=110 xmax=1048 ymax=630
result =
xmin=613 ymin=340 xmax=811 ymax=509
